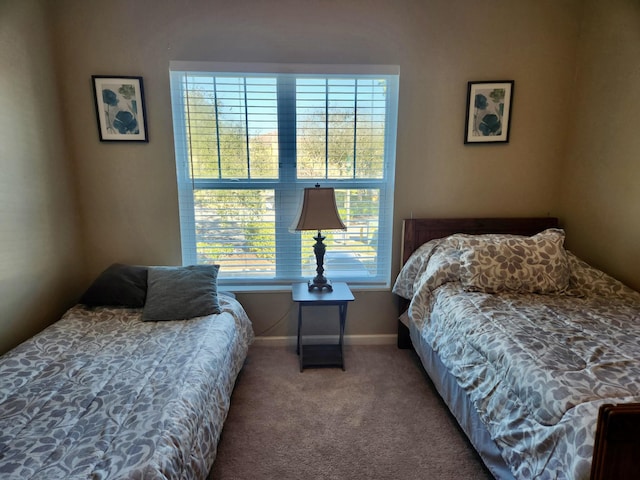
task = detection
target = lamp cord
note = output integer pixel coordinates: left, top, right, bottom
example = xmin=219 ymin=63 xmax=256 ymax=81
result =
xmin=254 ymin=303 xmax=294 ymax=336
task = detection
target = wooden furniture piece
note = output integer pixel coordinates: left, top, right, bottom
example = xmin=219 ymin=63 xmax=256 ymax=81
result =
xmin=591 ymin=403 xmax=640 ymax=480
xmin=292 ymin=281 xmax=354 ymax=372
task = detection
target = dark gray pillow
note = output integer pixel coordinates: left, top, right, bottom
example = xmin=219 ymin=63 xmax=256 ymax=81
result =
xmin=80 ymin=263 xmax=148 ymax=307
xmin=142 ymin=265 xmax=221 ymax=321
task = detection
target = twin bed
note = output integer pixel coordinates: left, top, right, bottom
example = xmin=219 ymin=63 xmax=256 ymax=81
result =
xmin=0 ymin=264 xmax=253 ymax=479
xmin=3 ymin=219 xmax=640 ymax=480
xmin=393 ymin=218 xmax=640 ymax=480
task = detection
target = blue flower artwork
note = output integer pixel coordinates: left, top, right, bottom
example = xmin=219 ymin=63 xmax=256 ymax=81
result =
xmin=473 ymin=89 xmax=504 ymax=136
xmin=465 ymin=81 xmax=513 ymax=144
xmin=93 ymin=76 xmax=147 ymax=142
xmin=101 ymin=84 xmax=140 ymax=135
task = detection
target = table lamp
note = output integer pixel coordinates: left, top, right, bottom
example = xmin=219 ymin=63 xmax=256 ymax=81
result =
xmin=292 ymin=184 xmax=346 ymax=291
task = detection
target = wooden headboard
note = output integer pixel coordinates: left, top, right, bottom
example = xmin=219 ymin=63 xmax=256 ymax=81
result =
xmin=401 ymin=217 xmax=560 ymax=266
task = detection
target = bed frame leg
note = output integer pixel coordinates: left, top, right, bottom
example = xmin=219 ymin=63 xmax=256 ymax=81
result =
xmin=397 ymin=320 xmax=411 ymax=349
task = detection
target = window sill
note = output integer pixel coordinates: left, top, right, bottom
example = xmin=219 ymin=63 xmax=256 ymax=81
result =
xmin=219 ymin=282 xmax=391 ymax=294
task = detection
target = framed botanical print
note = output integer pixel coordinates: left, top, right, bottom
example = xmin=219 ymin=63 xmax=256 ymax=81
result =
xmin=464 ymin=80 xmax=514 ymax=144
xmin=92 ymin=75 xmax=148 ymax=142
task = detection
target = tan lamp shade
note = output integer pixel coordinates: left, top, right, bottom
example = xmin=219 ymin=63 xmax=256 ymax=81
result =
xmin=292 ymin=186 xmax=346 ymax=231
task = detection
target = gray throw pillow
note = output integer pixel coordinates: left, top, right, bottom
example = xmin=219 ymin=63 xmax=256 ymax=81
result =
xmin=142 ymin=265 xmax=221 ymax=321
xmin=80 ymin=263 xmax=148 ymax=307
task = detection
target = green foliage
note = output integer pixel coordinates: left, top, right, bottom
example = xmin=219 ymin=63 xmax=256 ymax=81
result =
xmin=185 ymin=79 xmax=385 ymax=268
xmin=246 ymin=221 xmax=275 ymax=259
xmin=297 ymin=109 xmax=385 ymax=180
xmin=489 ymin=88 xmax=505 ymax=103
xmin=119 ymin=84 xmax=136 ymax=99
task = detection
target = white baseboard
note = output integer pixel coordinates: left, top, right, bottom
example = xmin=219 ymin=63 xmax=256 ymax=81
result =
xmin=252 ymin=334 xmax=396 ymax=347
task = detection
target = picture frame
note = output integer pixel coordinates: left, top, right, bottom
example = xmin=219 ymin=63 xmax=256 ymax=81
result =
xmin=464 ymin=80 xmax=514 ymax=144
xmin=92 ymin=75 xmax=148 ymax=142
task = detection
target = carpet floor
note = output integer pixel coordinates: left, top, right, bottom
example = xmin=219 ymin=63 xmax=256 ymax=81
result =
xmin=210 ymin=344 xmax=495 ymax=480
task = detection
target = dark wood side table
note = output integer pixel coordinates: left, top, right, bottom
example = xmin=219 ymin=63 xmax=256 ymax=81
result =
xmin=292 ymin=282 xmax=354 ymax=372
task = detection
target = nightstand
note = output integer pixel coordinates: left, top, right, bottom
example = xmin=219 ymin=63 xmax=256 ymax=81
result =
xmin=292 ymin=282 xmax=354 ymax=372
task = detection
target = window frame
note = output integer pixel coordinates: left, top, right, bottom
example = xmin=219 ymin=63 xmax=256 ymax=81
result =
xmin=170 ymin=62 xmax=399 ymax=291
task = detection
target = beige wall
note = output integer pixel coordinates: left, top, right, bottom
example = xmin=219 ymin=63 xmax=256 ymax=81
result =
xmin=0 ymin=0 xmax=84 ymax=354
xmin=560 ymin=0 xmax=640 ymax=291
xmin=2 ymin=0 xmax=637 ymax=352
xmin=47 ymin=0 xmax=583 ymax=340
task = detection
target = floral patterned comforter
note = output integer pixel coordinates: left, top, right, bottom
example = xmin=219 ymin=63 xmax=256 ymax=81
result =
xmin=393 ymin=234 xmax=640 ymax=480
xmin=0 ymin=294 xmax=253 ymax=480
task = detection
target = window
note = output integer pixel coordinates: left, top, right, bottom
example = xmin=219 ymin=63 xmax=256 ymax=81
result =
xmin=169 ymin=62 xmax=399 ymax=289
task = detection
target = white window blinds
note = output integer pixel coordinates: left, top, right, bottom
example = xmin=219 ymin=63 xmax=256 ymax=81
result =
xmin=170 ymin=62 xmax=399 ymax=289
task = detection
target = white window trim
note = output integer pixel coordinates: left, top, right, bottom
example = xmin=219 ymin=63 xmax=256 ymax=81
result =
xmin=169 ymin=62 xmax=399 ymax=290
